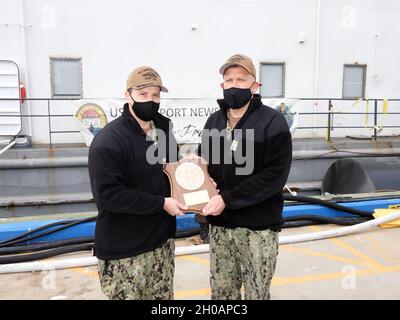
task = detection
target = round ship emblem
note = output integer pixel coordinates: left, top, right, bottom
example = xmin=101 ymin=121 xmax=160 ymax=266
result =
xmin=75 ymin=103 xmax=108 ymax=135
xmin=175 ymin=162 xmax=205 ymax=191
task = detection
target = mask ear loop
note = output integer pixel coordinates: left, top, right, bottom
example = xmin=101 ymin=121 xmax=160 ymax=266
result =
xmin=128 ymin=91 xmax=136 ymax=107
xmin=249 ymin=80 xmax=257 ymax=95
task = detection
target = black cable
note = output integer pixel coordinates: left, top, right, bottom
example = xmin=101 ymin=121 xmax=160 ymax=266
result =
xmin=0 ymin=237 xmax=94 ymax=255
xmin=282 ymin=217 xmax=369 ymax=228
xmin=0 ymin=194 xmax=374 ymax=261
xmin=0 ymin=216 xmax=96 ymax=248
xmin=334 ymin=150 xmax=400 ymax=157
xmin=283 ymin=220 xmax=324 ymax=228
xmin=0 ymin=243 xmax=93 ymax=264
xmin=0 ymin=230 xmax=199 ymax=263
xmin=294 ymin=150 xmax=338 ymax=161
xmin=0 ymin=215 xmax=371 ymax=263
xmin=0 ymin=229 xmax=197 ymax=257
xmin=283 ymin=194 xmax=373 ymax=218
xmin=293 ymin=147 xmax=400 ymax=161
xmin=346 ymin=134 xmax=400 ymax=140
xmin=284 ymin=215 xmax=369 ymax=226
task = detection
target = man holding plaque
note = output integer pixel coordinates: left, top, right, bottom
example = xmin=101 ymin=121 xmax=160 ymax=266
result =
xmin=200 ymin=54 xmax=293 ymax=300
xmin=88 ymin=66 xmax=187 ymax=300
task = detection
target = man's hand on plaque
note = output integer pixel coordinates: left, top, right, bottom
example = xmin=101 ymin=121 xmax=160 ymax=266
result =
xmin=201 ymin=195 xmax=225 ymax=216
xmin=163 ymin=197 xmax=188 ymax=217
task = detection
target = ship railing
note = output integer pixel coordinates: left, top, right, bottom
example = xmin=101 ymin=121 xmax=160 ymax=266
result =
xmin=0 ymin=97 xmax=399 ymax=148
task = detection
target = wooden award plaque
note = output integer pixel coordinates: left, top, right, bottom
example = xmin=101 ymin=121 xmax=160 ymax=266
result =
xmin=164 ymin=158 xmax=218 ymax=213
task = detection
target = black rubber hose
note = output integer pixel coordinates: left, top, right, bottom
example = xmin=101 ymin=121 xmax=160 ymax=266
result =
xmin=0 ymin=229 xmax=198 ymax=256
xmin=1 ymin=194 xmax=373 ymax=257
xmin=284 ymin=215 xmax=369 ymax=226
xmin=0 ymin=216 xmax=96 ymax=248
xmin=282 ymin=218 xmax=368 ymax=228
xmin=0 ymin=237 xmax=94 ymax=255
xmin=0 ymin=230 xmax=199 ymax=263
xmin=283 ymin=220 xmax=325 ymax=228
xmin=0 ymin=214 xmax=370 ymax=263
xmin=283 ymin=194 xmax=373 ymax=218
xmin=0 ymin=243 xmax=93 ymax=264
xmin=0 ymin=216 xmax=198 ymax=248
xmin=196 ymin=214 xmax=370 ymax=233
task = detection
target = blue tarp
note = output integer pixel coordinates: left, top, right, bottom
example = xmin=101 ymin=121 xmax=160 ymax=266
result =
xmin=0 ymin=198 xmax=399 ymax=244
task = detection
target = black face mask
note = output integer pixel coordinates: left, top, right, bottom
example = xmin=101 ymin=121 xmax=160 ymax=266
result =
xmin=223 ymin=82 xmax=255 ymax=109
xmin=129 ymin=93 xmax=160 ymax=121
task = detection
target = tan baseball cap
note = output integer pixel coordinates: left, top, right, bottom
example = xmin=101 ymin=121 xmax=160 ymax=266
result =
xmin=126 ymin=66 xmax=168 ymax=93
xmin=219 ymin=54 xmax=256 ymax=79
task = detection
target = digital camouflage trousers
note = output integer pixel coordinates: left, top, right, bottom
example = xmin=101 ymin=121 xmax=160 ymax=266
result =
xmin=210 ymin=225 xmax=279 ymax=300
xmin=97 ymin=238 xmax=175 ymax=300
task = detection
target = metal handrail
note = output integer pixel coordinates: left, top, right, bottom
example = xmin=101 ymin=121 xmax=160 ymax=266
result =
xmin=0 ymin=97 xmax=398 ymax=146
